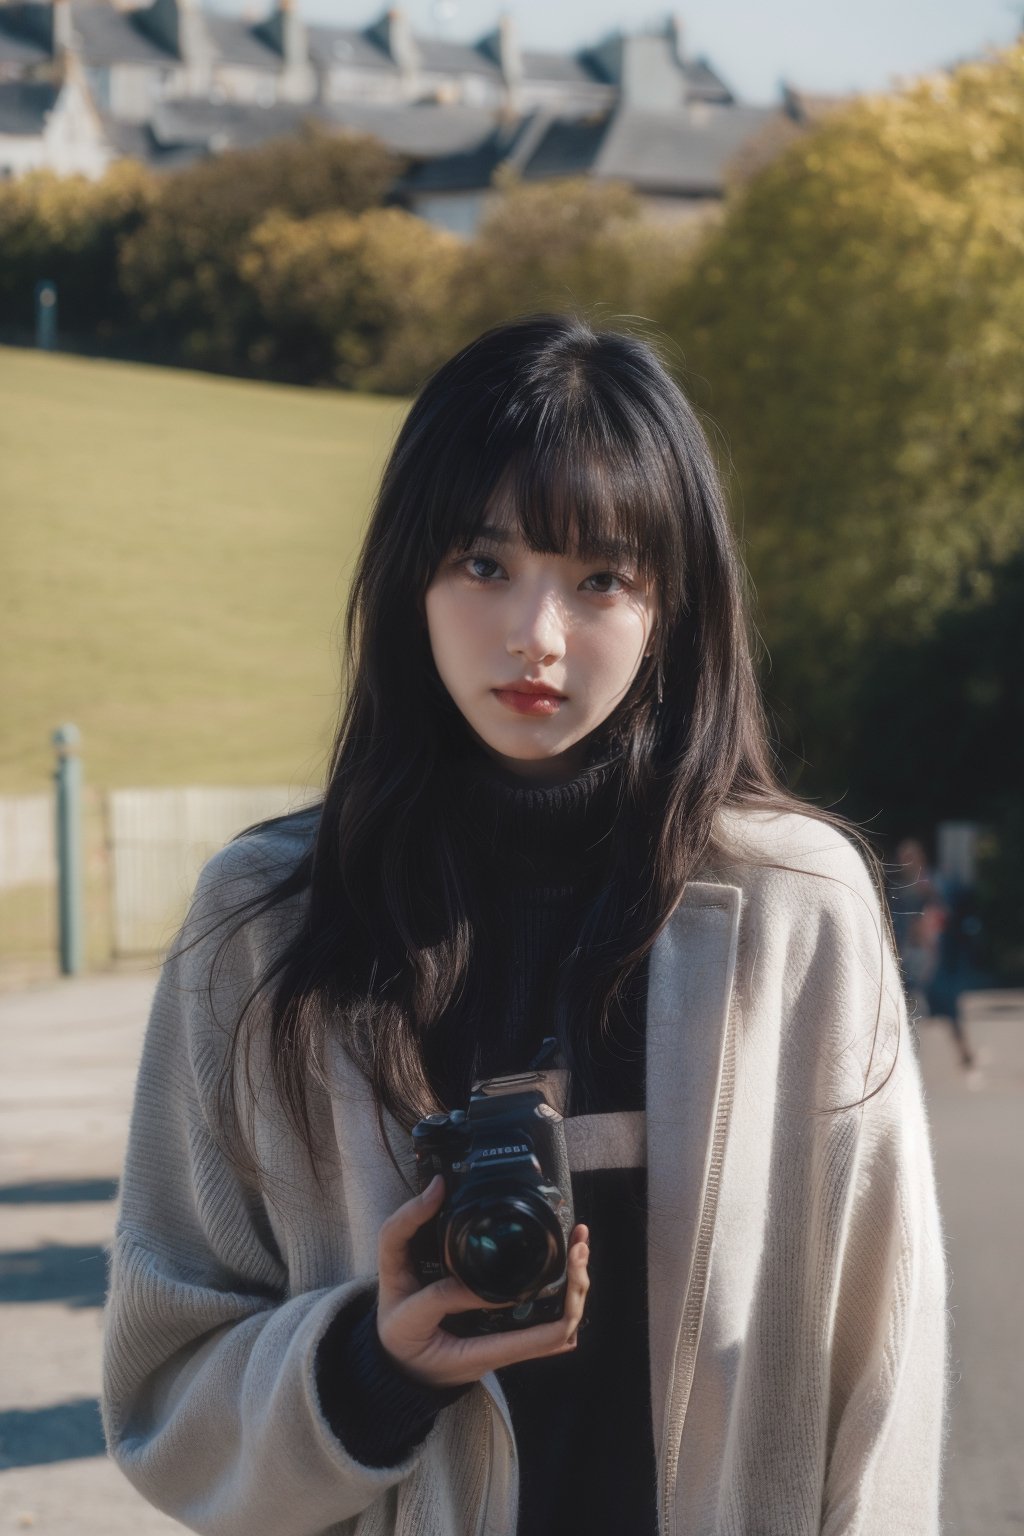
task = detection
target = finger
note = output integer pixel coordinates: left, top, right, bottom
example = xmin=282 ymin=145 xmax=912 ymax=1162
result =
xmin=397 ymin=1272 xmax=519 ymax=1334
xmin=564 ymin=1237 xmax=590 ymax=1308
xmin=426 ymin=1245 xmax=590 ymax=1322
xmin=391 ymin=1245 xmax=592 ymax=1386
xmin=541 ymin=1241 xmax=591 ymax=1342
xmin=456 ymin=1246 xmax=591 ymax=1371
xmin=379 ymin=1176 xmax=445 ymax=1271
xmin=451 ymin=1295 xmax=589 ymax=1376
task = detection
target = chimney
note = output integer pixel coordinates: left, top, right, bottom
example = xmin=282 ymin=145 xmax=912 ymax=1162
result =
xmin=52 ymin=0 xmax=75 ymax=56
xmin=367 ymin=7 xmax=419 ymax=76
xmin=483 ymin=13 xmax=521 ymax=80
xmin=666 ymin=13 xmax=686 ymax=67
xmin=479 ymin=10 xmax=521 ymax=107
xmin=135 ymin=0 xmax=214 ymax=84
xmin=255 ymin=0 xmax=310 ymax=79
xmin=586 ymin=27 xmax=685 ymax=109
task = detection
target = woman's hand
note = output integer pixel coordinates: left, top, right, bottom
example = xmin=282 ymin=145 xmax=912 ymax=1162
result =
xmin=376 ymin=1174 xmax=590 ymax=1390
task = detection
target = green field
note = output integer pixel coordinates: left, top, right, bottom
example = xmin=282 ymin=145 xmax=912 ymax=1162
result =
xmin=1 ymin=346 xmax=408 ymax=795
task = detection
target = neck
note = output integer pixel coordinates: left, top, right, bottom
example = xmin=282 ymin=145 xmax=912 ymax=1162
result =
xmin=446 ymin=731 xmax=625 ymax=891
xmin=462 ymin=730 xmax=592 ymax=787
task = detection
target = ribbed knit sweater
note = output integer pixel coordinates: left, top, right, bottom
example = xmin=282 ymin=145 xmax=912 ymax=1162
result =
xmin=313 ymin=741 xmax=658 ymax=1535
xmin=101 ymin=800 xmax=950 ymax=1536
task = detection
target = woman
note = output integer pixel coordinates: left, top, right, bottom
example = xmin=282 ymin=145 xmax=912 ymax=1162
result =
xmin=101 ymin=314 xmax=949 ymax=1535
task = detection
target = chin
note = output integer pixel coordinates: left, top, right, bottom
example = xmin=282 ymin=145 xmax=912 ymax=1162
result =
xmin=513 ymin=739 xmax=586 ymax=766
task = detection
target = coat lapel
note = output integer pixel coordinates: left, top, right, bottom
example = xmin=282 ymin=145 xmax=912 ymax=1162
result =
xmin=645 ymin=880 xmax=742 ymax=1459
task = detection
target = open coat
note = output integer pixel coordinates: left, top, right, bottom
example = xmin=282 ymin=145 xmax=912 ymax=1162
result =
xmin=100 ymin=805 xmax=949 ymax=1536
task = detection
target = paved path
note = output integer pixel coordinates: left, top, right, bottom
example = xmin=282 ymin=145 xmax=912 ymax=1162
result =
xmin=916 ymin=997 xmax=1024 ymax=1536
xmin=0 ymin=975 xmax=1021 ymax=1533
xmin=0 ymin=973 xmax=180 ymax=1534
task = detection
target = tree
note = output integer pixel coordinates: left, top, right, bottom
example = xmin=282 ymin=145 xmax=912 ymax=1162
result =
xmin=239 ymin=206 xmax=463 ymax=392
xmin=449 ymin=170 xmax=700 ymax=349
xmin=117 ymin=123 xmax=401 ymax=374
xmin=0 ymin=161 xmax=154 ymax=339
xmin=656 ymin=44 xmax=1024 ymax=800
xmin=845 ymin=549 xmax=1024 ymax=979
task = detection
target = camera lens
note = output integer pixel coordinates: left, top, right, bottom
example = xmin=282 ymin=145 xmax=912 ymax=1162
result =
xmin=445 ymin=1193 xmax=563 ymax=1304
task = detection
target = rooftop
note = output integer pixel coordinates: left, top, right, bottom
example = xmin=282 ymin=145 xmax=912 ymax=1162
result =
xmin=0 ymin=77 xmax=59 ymax=133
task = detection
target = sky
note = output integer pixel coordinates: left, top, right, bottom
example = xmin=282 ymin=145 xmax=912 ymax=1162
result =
xmin=212 ymin=0 xmax=1023 ymax=105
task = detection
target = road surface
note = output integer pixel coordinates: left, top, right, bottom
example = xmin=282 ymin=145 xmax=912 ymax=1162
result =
xmin=0 ymin=975 xmax=1020 ymax=1533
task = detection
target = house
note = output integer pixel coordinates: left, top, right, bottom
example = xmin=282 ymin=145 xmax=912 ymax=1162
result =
xmin=393 ymin=32 xmax=777 ymax=235
xmin=0 ymin=48 xmax=115 ymax=175
xmin=0 ymin=0 xmax=623 ymax=117
xmin=0 ymin=0 xmax=789 ymax=233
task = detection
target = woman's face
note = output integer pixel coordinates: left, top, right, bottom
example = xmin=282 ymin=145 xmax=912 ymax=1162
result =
xmin=424 ymin=514 xmax=658 ymax=784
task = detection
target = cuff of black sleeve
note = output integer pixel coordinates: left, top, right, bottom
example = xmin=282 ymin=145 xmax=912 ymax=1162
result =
xmin=315 ymin=1295 xmax=471 ymax=1468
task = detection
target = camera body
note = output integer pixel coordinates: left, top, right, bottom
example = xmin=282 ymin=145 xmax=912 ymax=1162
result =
xmin=410 ymin=1069 xmax=574 ymax=1337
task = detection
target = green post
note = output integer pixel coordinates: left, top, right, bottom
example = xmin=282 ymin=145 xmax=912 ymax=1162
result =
xmin=35 ymin=279 xmax=58 ymax=350
xmin=53 ymin=723 xmax=84 ymax=976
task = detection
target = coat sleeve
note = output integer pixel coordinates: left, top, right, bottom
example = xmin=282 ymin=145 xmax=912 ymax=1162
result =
xmin=100 ymin=839 xmax=428 ymax=1536
xmin=818 ymin=844 xmax=951 ymax=1536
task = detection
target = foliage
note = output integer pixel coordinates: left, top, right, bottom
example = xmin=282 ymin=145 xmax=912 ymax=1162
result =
xmin=841 ymin=549 xmax=1024 ymax=979
xmin=847 ymin=549 xmax=1024 ymax=833
xmin=0 ymin=160 xmax=154 ymax=336
xmin=117 ymin=123 xmax=401 ymax=373
xmin=233 ymin=171 xmax=699 ymax=392
xmin=657 ymin=44 xmax=1024 ymax=798
xmin=238 ymin=205 xmax=463 ymax=392
xmin=975 ymin=802 xmax=1024 ymax=981
xmin=0 ymin=137 xmax=701 ymax=392
xmin=448 ymin=170 xmax=700 ymax=346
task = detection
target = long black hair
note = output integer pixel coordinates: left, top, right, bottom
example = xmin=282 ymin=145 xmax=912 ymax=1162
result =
xmin=196 ymin=313 xmax=900 ymax=1191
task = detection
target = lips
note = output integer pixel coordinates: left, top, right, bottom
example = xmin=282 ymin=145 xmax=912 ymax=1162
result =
xmin=492 ymin=686 xmax=565 ymax=716
xmin=497 ymin=682 xmax=566 ymax=698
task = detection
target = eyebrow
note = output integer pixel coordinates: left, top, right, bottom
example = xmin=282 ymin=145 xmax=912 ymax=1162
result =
xmin=469 ymin=523 xmax=637 ymax=564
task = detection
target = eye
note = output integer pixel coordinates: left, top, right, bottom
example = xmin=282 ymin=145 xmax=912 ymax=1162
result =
xmin=457 ymin=554 xmax=505 ymax=583
xmin=583 ymin=571 xmax=633 ymax=596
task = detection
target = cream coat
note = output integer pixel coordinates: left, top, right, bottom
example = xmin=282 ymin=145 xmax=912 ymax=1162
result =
xmin=101 ymin=805 xmax=949 ymax=1536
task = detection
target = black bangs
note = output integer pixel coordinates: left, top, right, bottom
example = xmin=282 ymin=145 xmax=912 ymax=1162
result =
xmin=484 ymin=439 xmax=680 ymax=591
xmin=423 ymin=348 xmax=688 ymax=621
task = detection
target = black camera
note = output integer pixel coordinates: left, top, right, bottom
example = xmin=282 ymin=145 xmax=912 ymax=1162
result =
xmin=410 ymin=1067 xmax=574 ymax=1337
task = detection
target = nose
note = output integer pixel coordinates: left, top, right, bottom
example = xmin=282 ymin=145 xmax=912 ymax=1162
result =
xmin=505 ymin=581 xmax=567 ymax=667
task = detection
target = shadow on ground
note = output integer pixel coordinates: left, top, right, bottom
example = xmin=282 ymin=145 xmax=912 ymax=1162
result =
xmin=0 ymin=1244 xmax=108 ymax=1307
xmin=0 ymin=1399 xmax=106 ymax=1469
xmin=0 ymin=1179 xmax=118 ymax=1205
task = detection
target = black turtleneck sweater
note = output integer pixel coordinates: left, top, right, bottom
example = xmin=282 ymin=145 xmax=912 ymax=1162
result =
xmin=314 ymin=739 xmax=659 ymax=1536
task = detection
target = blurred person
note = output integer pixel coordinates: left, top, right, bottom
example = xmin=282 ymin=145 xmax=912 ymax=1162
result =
xmin=889 ymin=838 xmax=946 ymax=1019
xmin=100 ymin=315 xmax=948 ymax=1535
xmin=890 ymin=837 xmax=977 ymax=1070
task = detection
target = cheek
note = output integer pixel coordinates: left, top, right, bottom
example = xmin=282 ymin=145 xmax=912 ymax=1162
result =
xmin=581 ymin=612 xmax=649 ymax=685
xmin=425 ymin=584 xmax=480 ymax=671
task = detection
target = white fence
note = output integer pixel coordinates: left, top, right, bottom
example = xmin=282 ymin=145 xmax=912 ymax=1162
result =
xmin=0 ymin=785 xmax=319 ymax=958
xmin=107 ymin=786 xmax=319 ymax=954
xmin=0 ymin=794 xmax=55 ymax=890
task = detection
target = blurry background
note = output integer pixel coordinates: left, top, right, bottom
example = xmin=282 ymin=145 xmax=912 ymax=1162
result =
xmin=1 ymin=1 xmax=1022 ymax=1531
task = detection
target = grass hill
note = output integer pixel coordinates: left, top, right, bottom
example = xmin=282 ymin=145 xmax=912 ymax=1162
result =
xmin=0 ymin=346 xmax=407 ymax=795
